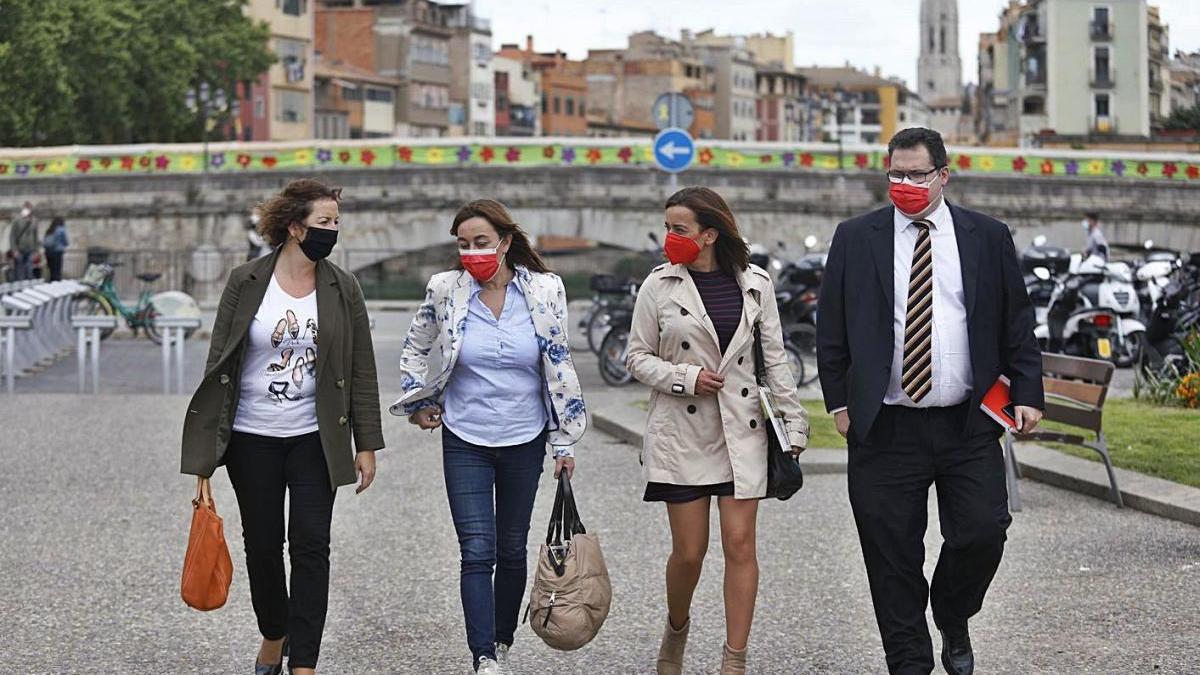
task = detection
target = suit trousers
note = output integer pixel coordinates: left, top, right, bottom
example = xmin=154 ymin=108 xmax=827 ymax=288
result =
xmin=225 ymin=430 xmax=336 ymax=670
xmin=847 ymin=403 xmax=1011 ymax=675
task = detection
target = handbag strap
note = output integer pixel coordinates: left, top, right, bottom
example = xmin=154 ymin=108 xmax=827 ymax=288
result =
xmin=752 ymin=322 xmax=767 ymax=387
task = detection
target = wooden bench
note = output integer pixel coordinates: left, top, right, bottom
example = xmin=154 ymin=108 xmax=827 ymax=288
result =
xmin=1003 ymin=353 xmax=1121 ymax=510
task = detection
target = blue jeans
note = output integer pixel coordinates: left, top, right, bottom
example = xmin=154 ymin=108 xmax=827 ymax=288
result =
xmin=442 ymin=426 xmax=546 ymax=666
xmin=13 ymin=251 xmax=34 ymax=281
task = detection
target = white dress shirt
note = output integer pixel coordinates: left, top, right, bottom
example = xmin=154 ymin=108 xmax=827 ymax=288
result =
xmin=883 ymin=199 xmax=974 ymax=408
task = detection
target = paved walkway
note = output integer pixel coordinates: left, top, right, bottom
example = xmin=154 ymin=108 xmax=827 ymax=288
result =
xmin=0 ymin=307 xmax=1191 ymax=673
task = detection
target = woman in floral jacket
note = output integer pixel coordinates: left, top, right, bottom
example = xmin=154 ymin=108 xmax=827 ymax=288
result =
xmin=392 ymin=199 xmax=587 ymax=675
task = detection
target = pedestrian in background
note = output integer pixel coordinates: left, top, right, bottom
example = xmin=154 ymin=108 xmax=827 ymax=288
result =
xmin=816 ymin=127 xmax=1045 ymax=675
xmin=248 ymin=206 xmax=269 ymax=261
xmin=393 ymin=199 xmax=586 ymax=675
xmin=42 ymin=216 xmax=69 ymax=281
xmin=180 ymin=178 xmax=384 ymax=675
xmin=626 ymin=186 xmax=809 ymax=675
xmin=8 ymin=201 xmax=38 ymax=281
xmin=1082 ymin=211 xmax=1109 ymax=261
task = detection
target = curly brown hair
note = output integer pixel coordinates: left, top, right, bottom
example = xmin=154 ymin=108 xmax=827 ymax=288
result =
xmin=257 ymin=179 xmax=342 ymax=247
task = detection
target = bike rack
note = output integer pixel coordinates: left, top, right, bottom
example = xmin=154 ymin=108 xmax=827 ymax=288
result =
xmin=0 ymin=315 xmax=33 ymax=393
xmin=156 ymin=317 xmax=203 ymax=394
xmin=71 ymin=315 xmax=119 ymax=394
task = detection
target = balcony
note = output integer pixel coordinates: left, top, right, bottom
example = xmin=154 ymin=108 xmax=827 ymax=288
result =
xmin=1089 ymin=67 xmax=1115 ymax=89
xmin=1022 ymin=19 xmax=1045 ymax=43
xmin=1090 ymin=20 xmax=1114 ymax=41
xmin=1090 ymin=114 xmax=1118 ymax=135
xmin=1022 ymin=69 xmax=1047 ymax=91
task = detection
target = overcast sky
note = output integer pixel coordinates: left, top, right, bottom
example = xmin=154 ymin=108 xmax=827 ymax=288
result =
xmin=474 ymin=0 xmax=1200 ymax=89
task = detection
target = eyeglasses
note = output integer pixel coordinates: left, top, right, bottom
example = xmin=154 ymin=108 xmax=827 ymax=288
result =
xmin=886 ymin=167 xmax=944 ymax=184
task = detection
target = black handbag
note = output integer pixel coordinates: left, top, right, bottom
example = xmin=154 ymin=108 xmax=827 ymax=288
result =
xmin=753 ymin=324 xmax=805 ymax=501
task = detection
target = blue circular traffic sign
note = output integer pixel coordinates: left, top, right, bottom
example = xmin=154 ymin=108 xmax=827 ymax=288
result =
xmin=653 ymin=127 xmax=695 ymax=174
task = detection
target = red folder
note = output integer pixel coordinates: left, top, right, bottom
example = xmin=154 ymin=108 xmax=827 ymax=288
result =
xmin=980 ymin=375 xmax=1017 ymax=432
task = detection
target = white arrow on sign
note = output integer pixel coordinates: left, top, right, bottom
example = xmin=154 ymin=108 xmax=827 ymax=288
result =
xmin=658 ymin=142 xmax=690 ymax=159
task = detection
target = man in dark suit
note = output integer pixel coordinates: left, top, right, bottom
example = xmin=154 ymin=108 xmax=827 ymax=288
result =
xmin=817 ymin=127 xmax=1045 ymax=675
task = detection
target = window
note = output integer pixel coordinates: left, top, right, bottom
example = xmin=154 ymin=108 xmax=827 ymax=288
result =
xmin=341 ymin=84 xmax=362 ymax=101
xmin=411 ymin=36 xmax=450 ymax=66
xmin=1094 ymin=47 xmax=1111 ymax=83
xmin=473 ymin=121 xmax=489 ymax=135
xmin=553 ymin=96 xmax=561 ymax=114
xmin=276 ymin=38 xmax=307 ymax=83
xmin=927 ymin=79 xmax=935 ymax=92
xmin=414 ymin=83 xmax=449 ymax=108
xmin=1095 ymin=93 xmax=1110 ymax=117
xmin=254 ymin=96 xmax=265 ymax=119
xmin=473 ymin=42 xmax=491 ymax=63
xmin=280 ymin=0 xmax=305 ymax=16
xmin=579 ymin=99 xmax=586 ymax=117
xmin=940 ymin=26 xmax=945 ymax=54
xmin=366 ymin=87 xmax=393 ymax=103
xmin=275 ymin=89 xmax=307 ymax=123
xmin=1092 ymin=6 xmax=1111 ymax=38
xmin=541 ymin=93 xmax=547 ymax=114
xmin=565 ymin=96 xmax=575 ymax=116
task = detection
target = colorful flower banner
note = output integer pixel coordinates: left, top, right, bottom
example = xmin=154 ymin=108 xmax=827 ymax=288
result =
xmin=1 ymin=141 xmax=1198 ymax=182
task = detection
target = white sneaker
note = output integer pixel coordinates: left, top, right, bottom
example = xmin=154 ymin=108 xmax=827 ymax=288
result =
xmin=495 ymin=643 xmax=512 ymax=674
xmin=476 ymin=656 xmax=501 ymax=675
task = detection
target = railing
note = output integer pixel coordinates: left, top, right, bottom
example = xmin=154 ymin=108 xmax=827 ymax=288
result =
xmin=1090 ymin=20 xmax=1114 ymax=41
xmin=1090 ymin=67 xmax=1116 ymax=89
xmin=0 ymin=279 xmax=90 ymax=391
xmin=1090 ymin=114 xmax=1119 ymax=135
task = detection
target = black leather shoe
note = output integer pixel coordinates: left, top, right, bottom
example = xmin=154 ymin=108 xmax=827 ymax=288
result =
xmin=254 ymin=636 xmax=288 ymax=675
xmin=940 ymin=627 xmax=974 ymax=675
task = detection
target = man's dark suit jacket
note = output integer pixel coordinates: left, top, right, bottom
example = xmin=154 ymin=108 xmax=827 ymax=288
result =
xmin=816 ymin=203 xmax=1045 ymax=443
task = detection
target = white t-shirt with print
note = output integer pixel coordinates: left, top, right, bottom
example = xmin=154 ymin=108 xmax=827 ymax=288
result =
xmin=233 ymin=275 xmax=320 ymax=437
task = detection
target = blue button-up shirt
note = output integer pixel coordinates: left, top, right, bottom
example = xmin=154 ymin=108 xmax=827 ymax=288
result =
xmin=442 ymin=278 xmax=548 ymax=447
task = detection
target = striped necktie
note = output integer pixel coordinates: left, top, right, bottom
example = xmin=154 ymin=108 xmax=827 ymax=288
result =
xmin=902 ymin=220 xmax=934 ymax=403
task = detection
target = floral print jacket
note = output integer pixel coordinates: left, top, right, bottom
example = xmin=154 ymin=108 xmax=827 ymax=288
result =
xmin=390 ymin=266 xmax=587 ymax=457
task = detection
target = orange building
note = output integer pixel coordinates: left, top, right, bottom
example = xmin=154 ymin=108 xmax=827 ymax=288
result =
xmin=497 ymin=37 xmax=588 ymax=136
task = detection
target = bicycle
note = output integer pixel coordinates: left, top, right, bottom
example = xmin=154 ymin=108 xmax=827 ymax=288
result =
xmin=73 ymin=263 xmax=202 ymax=343
xmin=580 ymin=274 xmax=639 ymax=355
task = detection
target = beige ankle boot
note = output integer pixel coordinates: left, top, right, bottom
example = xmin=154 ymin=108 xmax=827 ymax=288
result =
xmin=656 ymin=616 xmax=690 ymax=675
xmin=721 ymin=642 xmax=748 ymax=675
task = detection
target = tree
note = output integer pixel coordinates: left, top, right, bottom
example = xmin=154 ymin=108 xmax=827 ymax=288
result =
xmin=1161 ymin=104 xmax=1200 ymax=132
xmin=0 ymin=0 xmax=274 ymax=146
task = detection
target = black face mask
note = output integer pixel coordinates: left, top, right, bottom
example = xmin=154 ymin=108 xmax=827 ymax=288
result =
xmin=299 ymin=226 xmax=338 ymax=262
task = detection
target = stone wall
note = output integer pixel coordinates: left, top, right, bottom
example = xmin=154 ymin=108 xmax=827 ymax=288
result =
xmin=2 ymin=165 xmax=1198 ymax=284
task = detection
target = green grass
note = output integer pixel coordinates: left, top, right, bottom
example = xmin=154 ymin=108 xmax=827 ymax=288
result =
xmin=630 ymin=399 xmax=846 ymax=449
xmin=1042 ymin=399 xmax=1200 ymax=488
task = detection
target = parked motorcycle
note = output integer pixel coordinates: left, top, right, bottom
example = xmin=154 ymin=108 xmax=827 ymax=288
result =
xmin=1021 ymin=235 xmax=1070 ymax=326
xmin=1035 ymin=253 xmax=1147 ymax=366
xmin=1139 ymin=250 xmax=1200 ymax=378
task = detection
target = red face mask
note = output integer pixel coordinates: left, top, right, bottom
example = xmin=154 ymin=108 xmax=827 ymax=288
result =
xmin=889 ymin=182 xmax=936 ymax=216
xmin=664 ymin=231 xmax=704 ymax=265
xmin=460 ymin=248 xmax=503 ymax=282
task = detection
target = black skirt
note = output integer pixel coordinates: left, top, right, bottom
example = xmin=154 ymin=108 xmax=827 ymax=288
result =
xmin=643 ymin=481 xmax=735 ymax=503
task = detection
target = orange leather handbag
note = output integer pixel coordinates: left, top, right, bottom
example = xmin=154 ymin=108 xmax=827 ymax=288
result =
xmin=180 ymin=482 xmax=233 ymax=611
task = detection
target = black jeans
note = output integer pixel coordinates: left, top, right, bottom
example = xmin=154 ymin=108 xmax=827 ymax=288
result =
xmin=848 ymin=404 xmax=1011 ymax=675
xmin=225 ymin=431 xmax=336 ymax=670
xmin=45 ymin=251 xmax=63 ymax=281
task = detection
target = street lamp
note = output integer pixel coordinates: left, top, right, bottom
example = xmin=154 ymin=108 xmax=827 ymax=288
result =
xmin=186 ymin=82 xmax=238 ymax=193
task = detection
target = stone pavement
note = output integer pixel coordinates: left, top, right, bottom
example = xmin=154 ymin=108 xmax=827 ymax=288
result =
xmin=0 ymin=306 xmax=1193 ymax=674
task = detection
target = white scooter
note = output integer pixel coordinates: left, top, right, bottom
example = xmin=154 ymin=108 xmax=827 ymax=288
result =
xmin=1033 ymin=253 xmax=1147 ymax=366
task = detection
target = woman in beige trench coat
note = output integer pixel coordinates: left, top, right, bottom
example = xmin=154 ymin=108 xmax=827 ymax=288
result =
xmin=626 ymin=186 xmax=809 ymax=675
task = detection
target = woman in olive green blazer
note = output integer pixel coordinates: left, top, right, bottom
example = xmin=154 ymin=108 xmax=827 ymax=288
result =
xmin=181 ymin=178 xmax=383 ymax=675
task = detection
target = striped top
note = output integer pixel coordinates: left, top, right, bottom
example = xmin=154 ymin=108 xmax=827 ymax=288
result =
xmin=689 ymin=268 xmax=744 ymax=354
